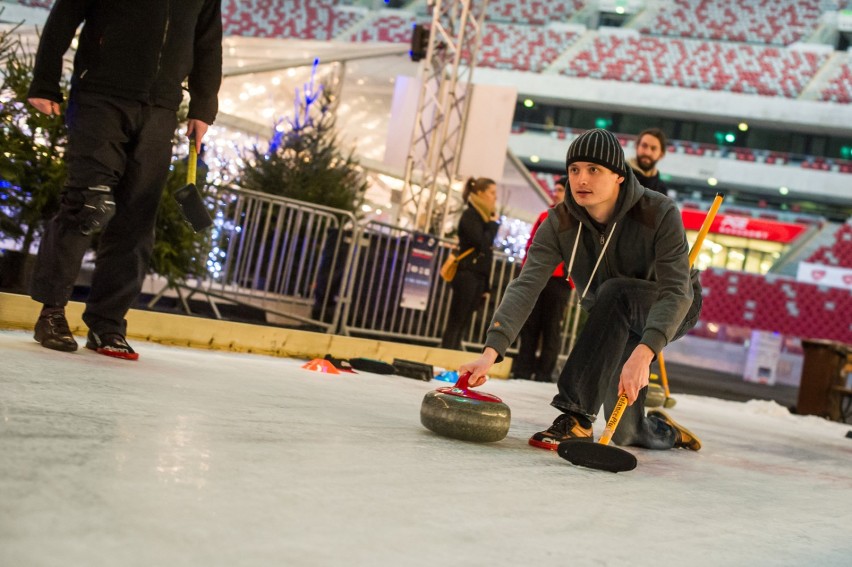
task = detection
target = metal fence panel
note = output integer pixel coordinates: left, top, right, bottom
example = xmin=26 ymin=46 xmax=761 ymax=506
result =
xmin=176 ymin=187 xmax=581 ymax=359
xmin=182 ymin=185 xmax=358 ymax=332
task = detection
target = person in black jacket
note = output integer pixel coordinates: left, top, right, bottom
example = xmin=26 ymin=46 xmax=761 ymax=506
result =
xmin=440 ymin=177 xmax=499 ymax=351
xmin=511 ymin=177 xmax=571 ymax=382
xmin=26 ymin=0 xmax=223 ymax=360
xmin=628 ymin=128 xmax=669 ymax=195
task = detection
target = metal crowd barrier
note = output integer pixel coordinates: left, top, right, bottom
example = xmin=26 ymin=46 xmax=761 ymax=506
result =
xmin=169 ymin=186 xmax=581 ymax=360
xmin=335 ymin=219 xmax=580 ymax=358
xmin=168 ymin=185 xmax=359 ymax=332
xmin=336 ymin=220 xmax=523 ymax=349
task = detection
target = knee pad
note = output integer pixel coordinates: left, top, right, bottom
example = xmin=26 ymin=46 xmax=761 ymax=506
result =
xmin=68 ymin=185 xmax=116 ymax=235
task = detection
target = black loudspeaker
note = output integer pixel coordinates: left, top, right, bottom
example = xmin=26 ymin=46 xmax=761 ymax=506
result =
xmin=410 ymin=24 xmax=429 ymax=62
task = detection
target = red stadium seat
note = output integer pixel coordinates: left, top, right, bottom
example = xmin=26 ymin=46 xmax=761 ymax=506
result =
xmin=638 ymin=0 xmax=827 ymax=46
xmin=699 ymin=267 xmax=852 ymax=343
xmin=558 ymin=34 xmax=826 ymax=98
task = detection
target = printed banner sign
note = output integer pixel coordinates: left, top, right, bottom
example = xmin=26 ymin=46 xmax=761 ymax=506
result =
xmin=400 ymin=232 xmax=438 ymax=311
xmin=681 ymin=209 xmax=808 ymax=243
xmin=743 ymin=330 xmax=783 ymax=386
xmin=796 ymin=261 xmax=852 ymax=290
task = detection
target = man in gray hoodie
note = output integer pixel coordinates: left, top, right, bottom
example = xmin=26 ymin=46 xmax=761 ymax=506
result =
xmin=460 ymin=128 xmax=702 ymax=451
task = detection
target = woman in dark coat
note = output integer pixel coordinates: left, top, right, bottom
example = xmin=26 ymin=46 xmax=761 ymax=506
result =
xmin=440 ymin=177 xmax=500 ymax=350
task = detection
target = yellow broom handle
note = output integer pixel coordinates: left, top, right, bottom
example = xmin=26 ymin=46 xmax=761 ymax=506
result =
xmin=688 ymin=193 xmax=724 ymax=268
xmin=599 ymin=394 xmax=629 ymax=446
xmin=658 ymin=351 xmax=671 ymax=398
xmin=187 ymin=139 xmax=198 ymax=186
xmin=656 ymin=194 xmax=723 ymax=401
xmin=600 ymin=195 xmax=724 ymax=446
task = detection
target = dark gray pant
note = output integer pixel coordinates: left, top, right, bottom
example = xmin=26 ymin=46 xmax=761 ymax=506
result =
xmin=551 ymin=278 xmax=701 ymax=449
xmin=514 ymin=276 xmax=572 ymax=381
xmin=441 ymin=270 xmax=487 ymax=351
xmin=30 ymin=90 xmax=177 ymax=335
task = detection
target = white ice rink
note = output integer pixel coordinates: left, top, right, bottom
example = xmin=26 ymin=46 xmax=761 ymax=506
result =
xmin=2 ymin=328 xmax=851 ymax=566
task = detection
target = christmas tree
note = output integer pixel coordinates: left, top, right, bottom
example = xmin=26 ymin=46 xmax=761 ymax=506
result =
xmin=0 ymin=26 xmax=66 ymax=255
xmin=238 ymin=60 xmax=366 ymax=212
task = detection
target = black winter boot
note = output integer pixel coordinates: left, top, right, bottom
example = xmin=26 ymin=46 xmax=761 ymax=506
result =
xmin=34 ymin=307 xmax=79 ymax=352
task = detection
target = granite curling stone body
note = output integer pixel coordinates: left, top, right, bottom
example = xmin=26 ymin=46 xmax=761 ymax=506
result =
xmin=420 ymin=372 xmax=511 ymax=442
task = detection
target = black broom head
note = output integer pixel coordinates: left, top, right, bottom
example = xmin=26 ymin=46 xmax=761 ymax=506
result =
xmin=557 ymin=440 xmax=637 ymax=473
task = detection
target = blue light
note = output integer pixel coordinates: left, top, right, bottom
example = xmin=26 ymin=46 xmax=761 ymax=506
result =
xmin=434 ymin=370 xmax=458 ymax=383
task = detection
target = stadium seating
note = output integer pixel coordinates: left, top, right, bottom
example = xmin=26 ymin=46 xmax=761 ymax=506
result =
xmin=347 ymin=17 xmax=580 ymax=73
xmin=530 ymin=171 xmax=562 ymax=194
xmin=639 ymin=0 xmax=831 ymax=46
xmin=806 ymin=222 xmax=852 ymax=267
xmin=819 ymin=57 xmax=852 ymax=104
xmin=348 ymin=13 xmax=419 ymax=43
xmin=516 ymin=126 xmax=852 ymax=175
xmin=699 ymin=267 xmax=852 ymax=344
xmin=476 ymin=23 xmax=581 ymax=72
xmin=560 ymin=34 xmax=828 ymax=98
xmin=222 ymin=0 xmax=364 ymax=41
xmin=484 ymin=0 xmax=584 ymax=25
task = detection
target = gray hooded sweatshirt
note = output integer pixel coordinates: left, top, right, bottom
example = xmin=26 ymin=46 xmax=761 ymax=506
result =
xmin=484 ymin=171 xmax=700 ymax=361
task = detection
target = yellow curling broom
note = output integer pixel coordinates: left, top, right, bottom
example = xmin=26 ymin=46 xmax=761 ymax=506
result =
xmin=558 ymin=393 xmax=635 ymax=472
xmin=174 ymin=136 xmax=214 ymax=232
xmin=656 ymin=193 xmax=725 ymax=408
xmin=558 ymin=193 xmax=724 ymax=473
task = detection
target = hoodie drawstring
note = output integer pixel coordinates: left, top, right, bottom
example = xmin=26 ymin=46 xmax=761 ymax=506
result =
xmin=566 ymin=222 xmax=619 ymax=302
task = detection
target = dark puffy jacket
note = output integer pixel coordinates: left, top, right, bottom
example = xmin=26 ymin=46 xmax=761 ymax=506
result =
xmin=27 ymin=0 xmax=222 ymax=124
xmin=456 ymin=206 xmax=500 ymax=279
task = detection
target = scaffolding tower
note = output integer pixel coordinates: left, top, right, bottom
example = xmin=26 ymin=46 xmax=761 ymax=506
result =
xmin=400 ymin=0 xmax=490 ymax=235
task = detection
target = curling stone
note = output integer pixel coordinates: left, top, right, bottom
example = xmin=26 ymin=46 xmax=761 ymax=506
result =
xmin=420 ymin=372 xmax=511 ymax=443
xmin=645 ymin=383 xmax=666 ymax=408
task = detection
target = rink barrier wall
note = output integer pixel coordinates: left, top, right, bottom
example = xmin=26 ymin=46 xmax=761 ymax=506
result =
xmin=0 ymin=292 xmax=514 ymax=378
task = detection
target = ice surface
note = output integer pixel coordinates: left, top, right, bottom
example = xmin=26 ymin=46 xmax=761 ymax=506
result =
xmin=1 ymin=329 xmax=851 ymax=566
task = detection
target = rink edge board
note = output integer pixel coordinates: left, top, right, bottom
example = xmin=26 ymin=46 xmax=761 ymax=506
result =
xmin=0 ymin=292 xmax=512 ymax=378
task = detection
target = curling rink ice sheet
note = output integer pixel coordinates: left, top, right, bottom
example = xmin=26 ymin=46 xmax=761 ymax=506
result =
xmin=1 ymin=329 xmax=851 ymax=566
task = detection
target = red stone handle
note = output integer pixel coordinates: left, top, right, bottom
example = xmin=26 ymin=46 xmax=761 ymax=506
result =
xmin=455 ymin=371 xmax=472 ymax=390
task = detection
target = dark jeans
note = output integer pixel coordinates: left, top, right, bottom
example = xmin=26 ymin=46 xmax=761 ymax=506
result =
xmin=551 ymin=278 xmax=702 ymax=450
xmin=30 ymin=90 xmax=177 ymax=335
xmin=440 ymin=270 xmax=487 ymax=350
xmin=513 ymin=276 xmax=572 ymax=381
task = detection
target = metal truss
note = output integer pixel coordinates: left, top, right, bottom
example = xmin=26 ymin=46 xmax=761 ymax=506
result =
xmin=400 ymin=0 xmax=490 ymax=235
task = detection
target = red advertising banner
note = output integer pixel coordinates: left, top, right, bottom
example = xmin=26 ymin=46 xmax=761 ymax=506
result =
xmin=681 ymin=209 xmax=808 ymax=243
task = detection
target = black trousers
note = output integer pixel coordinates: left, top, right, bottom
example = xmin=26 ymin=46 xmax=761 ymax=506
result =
xmin=513 ymin=276 xmax=572 ymax=381
xmin=30 ymin=90 xmax=177 ymax=335
xmin=551 ymin=278 xmax=701 ymax=449
xmin=440 ymin=270 xmax=487 ymax=350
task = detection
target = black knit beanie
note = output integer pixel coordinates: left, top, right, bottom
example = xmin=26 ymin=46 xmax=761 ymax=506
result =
xmin=565 ymin=128 xmax=627 ymax=177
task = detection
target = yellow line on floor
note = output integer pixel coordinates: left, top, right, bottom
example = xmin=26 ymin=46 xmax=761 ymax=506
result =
xmin=0 ymin=292 xmax=512 ymax=378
